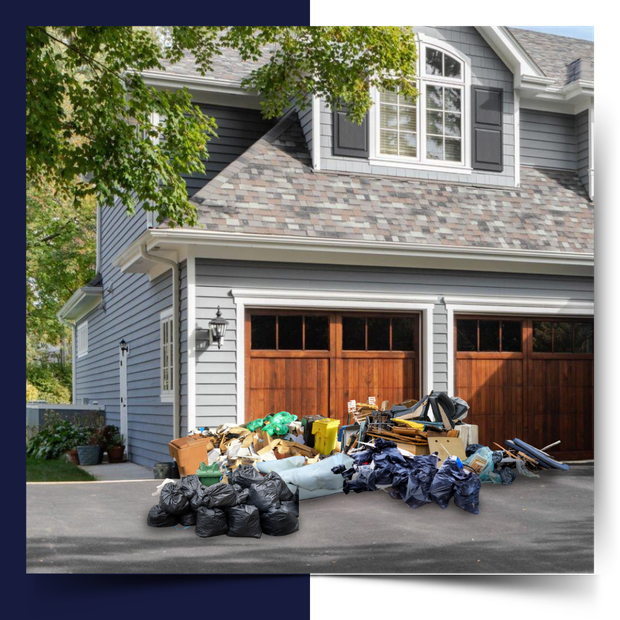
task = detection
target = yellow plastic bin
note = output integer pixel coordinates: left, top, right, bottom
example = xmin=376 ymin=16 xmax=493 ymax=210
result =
xmin=312 ymin=418 xmax=340 ymax=455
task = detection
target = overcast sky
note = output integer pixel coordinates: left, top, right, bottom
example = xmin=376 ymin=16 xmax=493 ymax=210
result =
xmin=515 ymin=26 xmax=594 ymax=41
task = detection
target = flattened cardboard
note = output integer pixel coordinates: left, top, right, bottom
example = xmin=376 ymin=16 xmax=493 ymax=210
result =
xmin=394 ymin=441 xmax=430 ymax=456
xmin=427 ymin=436 xmax=467 ymax=467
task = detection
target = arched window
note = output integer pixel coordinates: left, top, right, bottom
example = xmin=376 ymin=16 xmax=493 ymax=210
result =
xmin=375 ymin=38 xmax=468 ymax=167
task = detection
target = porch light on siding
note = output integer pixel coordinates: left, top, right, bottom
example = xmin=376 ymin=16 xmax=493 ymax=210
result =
xmin=119 ymin=339 xmax=129 ymax=354
xmin=208 ymin=307 xmax=229 ymax=349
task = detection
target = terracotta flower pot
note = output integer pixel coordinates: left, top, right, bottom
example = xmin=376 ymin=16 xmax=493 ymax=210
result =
xmin=66 ymin=449 xmax=80 ymax=465
xmin=107 ymin=446 xmax=125 ymax=463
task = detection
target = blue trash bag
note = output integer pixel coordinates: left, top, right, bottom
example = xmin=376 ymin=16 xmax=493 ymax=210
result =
xmin=430 ymin=458 xmax=465 ymax=509
xmin=400 ymin=453 xmax=440 ymax=509
xmin=453 ymin=470 xmax=482 ymax=514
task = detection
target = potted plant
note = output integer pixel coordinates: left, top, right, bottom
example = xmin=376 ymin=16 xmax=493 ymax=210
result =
xmin=106 ymin=430 xmax=126 ymax=463
xmin=76 ymin=427 xmax=103 ymax=466
xmin=66 ymin=425 xmax=89 ymax=464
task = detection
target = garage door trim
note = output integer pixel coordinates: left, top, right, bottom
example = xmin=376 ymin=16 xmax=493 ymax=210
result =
xmin=232 ymin=288 xmax=437 ymax=425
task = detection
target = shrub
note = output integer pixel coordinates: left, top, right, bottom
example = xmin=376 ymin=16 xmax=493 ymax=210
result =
xmin=26 ymin=361 xmax=72 ymax=404
xmin=26 ymin=382 xmax=39 ymax=402
xmin=26 ymin=419 xmax=90 ymax=460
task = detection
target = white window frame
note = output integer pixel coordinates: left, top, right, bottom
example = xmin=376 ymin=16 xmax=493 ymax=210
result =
xmin=370 ymin=35 xmax=472 ymax=174
xmin=160 ymin=307 xmax=174 ymax=402
xmin=76 ymin=321 xmax=88 ymax=358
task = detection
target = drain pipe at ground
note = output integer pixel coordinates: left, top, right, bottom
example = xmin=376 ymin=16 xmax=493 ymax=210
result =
xmin=140 ymin=243 xmax=181 ymax=440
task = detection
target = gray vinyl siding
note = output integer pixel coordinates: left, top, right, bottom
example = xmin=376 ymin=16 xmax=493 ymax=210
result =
xmin=75 ymin=201 xmax=182 ymax=468
xmin=298 ymin=101 xmax=313 ymax=156
xmin=194 ymin=258 xmax=594 ymax=426
xmin=319 ymin=26 xmax=516 ymax=187
xmin=576 ymin=109 xmax=590 ymax=193
xmin=520 ymin=109 xmax=577 ymax=170
xmin=183 ymin=104 xmax=274 ymax=197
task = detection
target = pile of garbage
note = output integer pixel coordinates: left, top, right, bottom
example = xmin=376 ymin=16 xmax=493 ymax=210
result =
xmin=147 ymin=469 xmax=299 ymax=537
xmin=334 ymin=438 xmax=482 ymax=514
xmin=144 ymin=393 xmax=571 ymax=533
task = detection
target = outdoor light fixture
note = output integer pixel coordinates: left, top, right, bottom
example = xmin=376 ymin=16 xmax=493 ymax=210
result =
xmin=208 ymin=306 xmax=229 ymax=349
xmin=119 ymin=339 xmax=129 ymax=354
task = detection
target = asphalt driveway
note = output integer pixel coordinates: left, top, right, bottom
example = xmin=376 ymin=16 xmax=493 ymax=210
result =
xmin=26 ymin=464 xmax=593 ymax=574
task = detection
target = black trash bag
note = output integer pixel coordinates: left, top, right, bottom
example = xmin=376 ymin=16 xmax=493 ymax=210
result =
xmin=178 ymin=510 xmax=197 ymax=526
xmin=453 ymin=470 xmax=482 ymax=515
xmin=429 ymin=458 xmax=465 ymax=509
xmin=264 ymin=471 xmax=294 ymax=501
xmin=465 ymin=443 xmax=485 ymax=458
xmin=177 ymin=475 xmax=202 ymax=499
xmin=236 ymin=488 xmax=250 ymax=504
xmin=341 ymin=467 xmax=356 ymax=480
xmin=260 ymin=503 xmax=299 ymax=536
xmin=350 ymin=449 xmax=375 ymax=467
xmin=147 ymin=504 xmax=178 ymax=527
xmin=195 ymin=507 xmax=228 ymax=538
xmin=228 ymin=464 xmax=264 ymax=489
xmin=331 ymin=464 xmax=347 ymax=474
xmin=205 ymin=483 xmax=238 ymax=511
xmin=226 ymin=504 xmax=262 ymax=538
xmin=247 ymin=480 xmax=281 ymax=513
xmin=498 ymin=466 xmax=516 ymax=486
xmin=159 ymin=482 xmax=190 ymax=515
xmin=281 ymin=488 xmax=300 ymax=518
xmin=190 ymin=484 xmax=210 ymax=511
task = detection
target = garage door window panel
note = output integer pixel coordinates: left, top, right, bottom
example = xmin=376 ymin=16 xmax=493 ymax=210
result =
xmin=532 ymin=320 xmax=594 ymax=357
xmin=456 ymin=318 xmax=523 ymax=356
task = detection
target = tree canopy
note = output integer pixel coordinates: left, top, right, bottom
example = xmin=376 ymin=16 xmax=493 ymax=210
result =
xmin=27 ymin=26 xmax=418 ymax=227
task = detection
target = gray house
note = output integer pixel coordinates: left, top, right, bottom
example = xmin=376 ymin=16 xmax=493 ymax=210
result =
xmin=59 ymin=27 xmax=594 ymax=467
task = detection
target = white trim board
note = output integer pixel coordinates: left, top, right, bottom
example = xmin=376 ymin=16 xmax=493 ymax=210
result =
xmin=231 ymin=288 xmax=437 ymax=426
xmin=443 ymin=295 xmax=594 ymax=395
xmin=187 ymin=246 xmax=197 ymax=431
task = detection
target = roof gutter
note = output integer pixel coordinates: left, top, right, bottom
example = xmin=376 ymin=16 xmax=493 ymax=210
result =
xmin=114 ymin=229 xmax=594 ymax=278
xmin=140 ymin=243 xmax=181 ymax=441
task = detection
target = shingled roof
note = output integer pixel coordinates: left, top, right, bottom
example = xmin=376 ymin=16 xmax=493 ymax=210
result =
xmin=509 ymin=28 xmax=594 ymax=88
xmin=186 ymin=113 xmax=593 ymax=255
xmin=156 ymin=28 xmax=593 ymax=91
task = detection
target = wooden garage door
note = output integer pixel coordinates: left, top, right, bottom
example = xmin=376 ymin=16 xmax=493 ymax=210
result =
xmin=455 ymin=317 xmax=593 ymax=461
xmin=245 ymin=311 xmax=420 ymax=424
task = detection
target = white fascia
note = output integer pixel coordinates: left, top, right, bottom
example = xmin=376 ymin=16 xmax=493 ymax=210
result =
xmin=113 ymin=229 xmax=594 ymax=279
xmin=141 ymin=70 xmax=262 ymax=109
xmin=232 ymin=288 xmax=437 ymax=425
xmin=443 ymin=295 xmax=594 ymax=394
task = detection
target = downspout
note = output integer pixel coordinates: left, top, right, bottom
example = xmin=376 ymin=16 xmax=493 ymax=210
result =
xmin=140 ymin=243 xmax=181 ymax=439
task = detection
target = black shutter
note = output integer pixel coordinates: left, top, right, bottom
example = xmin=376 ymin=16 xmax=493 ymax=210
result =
xmin=333 ymin=108 xmax=369 ymax=158
xmin=471 ymin=86 xmax=503 ymax=172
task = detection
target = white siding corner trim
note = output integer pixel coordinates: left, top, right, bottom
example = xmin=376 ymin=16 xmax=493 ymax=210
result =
xmin=443 ymin=295 xmax=595 ymax=395
xmin=187 ymin=247 xmax=197 ymax=431
xmin=231 ymin=288 xmax=438 ymax=425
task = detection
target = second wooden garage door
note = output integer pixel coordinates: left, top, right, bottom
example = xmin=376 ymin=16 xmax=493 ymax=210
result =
xmin=245 ymin=311 xmax=420 ymax=424
xmin=455 ymin=316 xmax=593 ymax=461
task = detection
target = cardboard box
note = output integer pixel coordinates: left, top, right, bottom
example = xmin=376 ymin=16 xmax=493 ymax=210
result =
xmin=394 ymin=441 xmax=430 ymax=456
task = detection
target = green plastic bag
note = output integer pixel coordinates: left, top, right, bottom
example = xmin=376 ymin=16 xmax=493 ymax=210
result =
xmin=263 ymin=422 xmax=290 ymax=436
xmin=270 ymin=411 xmax=297 ymax=425
xmin=247 ymin=419 xmax=264 ymax=432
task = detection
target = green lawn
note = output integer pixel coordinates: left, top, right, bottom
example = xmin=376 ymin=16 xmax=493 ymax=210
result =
xmin=26 ymin=457 xmax=96 ymax=482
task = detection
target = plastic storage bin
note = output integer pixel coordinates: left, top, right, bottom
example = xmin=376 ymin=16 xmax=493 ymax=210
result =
xmin=168 ymin=435 xmax=215 ymax=477
xmin=312 ymin=418 xmax=340 ymax=455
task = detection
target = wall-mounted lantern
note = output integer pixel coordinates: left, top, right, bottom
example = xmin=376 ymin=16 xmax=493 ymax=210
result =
xmin=208 ymin=306 xmax=229 ymax=349
xmin=119 ymin=339 xmax=129 ymax=354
